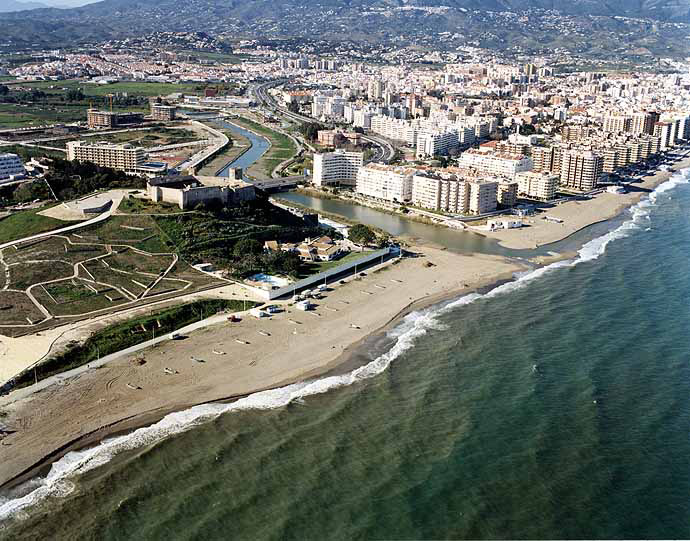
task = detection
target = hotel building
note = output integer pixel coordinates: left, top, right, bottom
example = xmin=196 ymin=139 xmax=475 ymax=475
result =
xmin=312 ymin=150 xmax=364 ymax=187
xmin=356 ymin=164 xmax=416 ymax=202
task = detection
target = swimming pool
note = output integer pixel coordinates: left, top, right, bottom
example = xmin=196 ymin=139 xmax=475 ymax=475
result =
xmin=248 ymin=273 xmax=291 ymax=288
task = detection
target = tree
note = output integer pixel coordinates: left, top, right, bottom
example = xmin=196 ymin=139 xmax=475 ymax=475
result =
xmin=349 ymin=224 xmax=376 ymax=246
xmin=0 ymin=85 xmax=8 ymax=96
xmin=233 ymin=238 xmax=263 ymax=258
xmin=299 ymin=122 xmax=325 ymax=142
xmin=65 ymin=88 xmax=84 ymax=102
xmin=287 ymin=101 xmax=300 ymax=113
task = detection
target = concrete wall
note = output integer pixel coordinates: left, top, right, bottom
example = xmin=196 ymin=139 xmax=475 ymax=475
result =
xmin=258 ymin=246 xmax=399 ymax=300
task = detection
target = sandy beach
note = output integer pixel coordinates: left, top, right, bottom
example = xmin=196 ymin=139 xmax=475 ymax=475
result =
xmin=0 ymin=246 xmax=525 ymax=488
xmin=479 ymin=153 xmax=690 ymax=249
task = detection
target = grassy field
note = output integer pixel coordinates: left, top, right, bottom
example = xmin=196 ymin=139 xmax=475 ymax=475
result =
xmin=0 ymin=102 xmax=86 ymax=128
xmin=0 ymin=102 xmax=147 ymax=128
xmin=0 ymin=208 xmax=66 ymax=244
xmin=11 ymin=298 xmax=259 ymax=388
xmin=42 ymin=126 xmax=203 ymax=149
xmin=11 ymin=79 xmax=203 ymax=97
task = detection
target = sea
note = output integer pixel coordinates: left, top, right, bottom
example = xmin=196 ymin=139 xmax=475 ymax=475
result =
xmin=1 ymin=168 xmax=689 ymax=540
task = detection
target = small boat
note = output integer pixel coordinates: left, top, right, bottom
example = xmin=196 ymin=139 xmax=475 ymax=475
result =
xmin=212 ymin=350 xmax=226 ymax=355
xmin=228 ymin=315 xmax=241 ymax=322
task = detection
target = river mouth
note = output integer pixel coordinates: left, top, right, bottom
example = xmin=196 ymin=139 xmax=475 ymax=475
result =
xmin=276 ymin=190 xmax=630 ymax=259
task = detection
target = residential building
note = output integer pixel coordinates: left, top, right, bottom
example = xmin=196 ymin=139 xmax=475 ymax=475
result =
xmin=0 ymin=153 xmax=25 ymax=182
xmin=468 ymin=179 xmax=498 ymax=214
xmin=312 ymin=150 xmax=364 ymax=187
xmin=412 ymin=173 xmax=469 ymax=214
xmin=559 ymin=150 xmax=602 ymax=191
xmin=151 ymin=104 xmax=176 ymax=121
xmin=87 ymin=109 xmax=143 ymax=129
xmin=516 ymin=171 xmax=559 ymax=200
xmin=497 ymin=181 xmax=518 ymax=207
xmin=67 ymin=141 xmax=147 ymax=171
xmin=416 ymin=130 xmax=459 ymax=158
xmin=458 ymin=147 xmax=532 ymax=180
xmin=356 ymin=164 xmax=416 ymax=202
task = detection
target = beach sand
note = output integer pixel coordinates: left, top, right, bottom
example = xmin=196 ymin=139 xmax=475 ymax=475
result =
xmin=0 ymin=246 xmax=525 ymax=488
xmin=480 ymin=154 xmax=690 ymax=249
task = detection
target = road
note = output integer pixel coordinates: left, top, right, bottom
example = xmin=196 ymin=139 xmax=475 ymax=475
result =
xmin=252 ymin=80 xmax=394 ymax=164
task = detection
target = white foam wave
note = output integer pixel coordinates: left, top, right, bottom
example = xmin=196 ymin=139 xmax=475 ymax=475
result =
xmin=1 ymin=167 xmax=689 ymax=522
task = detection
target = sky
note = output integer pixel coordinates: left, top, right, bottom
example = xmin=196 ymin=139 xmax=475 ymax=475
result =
xmin=0 ymin=0 xmax=100 ymax=10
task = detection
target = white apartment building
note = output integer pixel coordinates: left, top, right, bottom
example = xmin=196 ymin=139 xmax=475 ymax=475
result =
xmin=66 ymin=141 xmax=147 ymax=173
xmin=654 ymin=122 xmax=674 ymax=151
xmin=412 ymin=173 xmax=470 ymax=214
xmin=516 ymin=171 xmax=559 ymax=200
xmin=416 ymin=130 xmax=459 ymax=158
xmin=468 ymin=179 xmax=498 ymax=215
xmin=312 ymin=150 xmax=364 ymax=187
xmin=411 ymin=173 xmax=498 ymax=215
xmin=370 ymin=116 xmax=418 ymax=145
xmin=356 ymin=164 xmax=416 ymax=203
xmin=559 ymin=150 xmax=602 ymax=192
xmin=0 ymin=153 xmax=25 ymax=182
xmin=458 ymin=148 xmax=533 ymax=180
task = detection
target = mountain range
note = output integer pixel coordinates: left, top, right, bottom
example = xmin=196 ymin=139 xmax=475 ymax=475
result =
xmin=0 ymin=0 xmax=97 ymax=12
xmin=1 ymin=0 xmax=689 ymax=56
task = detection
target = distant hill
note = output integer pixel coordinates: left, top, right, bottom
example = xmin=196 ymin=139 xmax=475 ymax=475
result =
xmin=1 ymin=0 xmax=689 ymax=56
xmin=0 ymin=0 xmax=49 ymax=12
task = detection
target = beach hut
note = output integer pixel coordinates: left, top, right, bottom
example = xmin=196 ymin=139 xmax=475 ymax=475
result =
xmin=295 ymin=300 xmax=313 ymax=311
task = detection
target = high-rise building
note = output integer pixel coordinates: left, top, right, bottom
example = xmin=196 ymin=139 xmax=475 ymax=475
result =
xmin=559 ymin=150 xmax=602 ymax=191
xmin=66 ymin=141 xmax=147 ymax=173
xmin=457 ymin=148 xmax=532 ymax=180
xmin=0 ymin=153 xmax=25 ymax=183
xmin=416 ymin=130 xmax=459 ymax=158
xmin=654 ymin=122 xmax=674 ymax=151
xmin=312 ymin=150 xmax=364 ymax=187
xmin=497 ymin=181 xmax=518 ymax=207
xmin=468 ymin=179 xmax=498 ymax=214
xmin=631 ymin=111 xmax=659 ymax=135
xmin=412 ymin=173 xmax=470 ymax=214
xmin=516 ymin=171 xmax=559 ymax=200
xmin=356 ymin=164 xmax=416 ymax=202
xmin=367 ymin=79 xmax=384 ymax=101
xmin=87 ymin=109 xmax=143 ymax=129
xmin=151 ymin=104 xmax=176 ymax=121
xmin=603 ymin=115 xmax=632 ymax=134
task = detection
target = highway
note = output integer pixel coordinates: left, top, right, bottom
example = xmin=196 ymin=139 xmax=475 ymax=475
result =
xmin=253 ymin=80 xmax=394 ymax=164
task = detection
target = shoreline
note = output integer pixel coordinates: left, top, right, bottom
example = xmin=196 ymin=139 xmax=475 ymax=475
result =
xmin=0 ymin=267 xmax=520 ymax=493
xmin=0 ymin=247 xmax=526 ymax=493
xmin=0 ymin=155 xmax=687 ymax=507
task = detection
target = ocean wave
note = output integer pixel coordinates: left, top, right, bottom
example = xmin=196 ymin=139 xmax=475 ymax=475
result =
xmin=1 ymin=167 xmax=689 ymax=523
